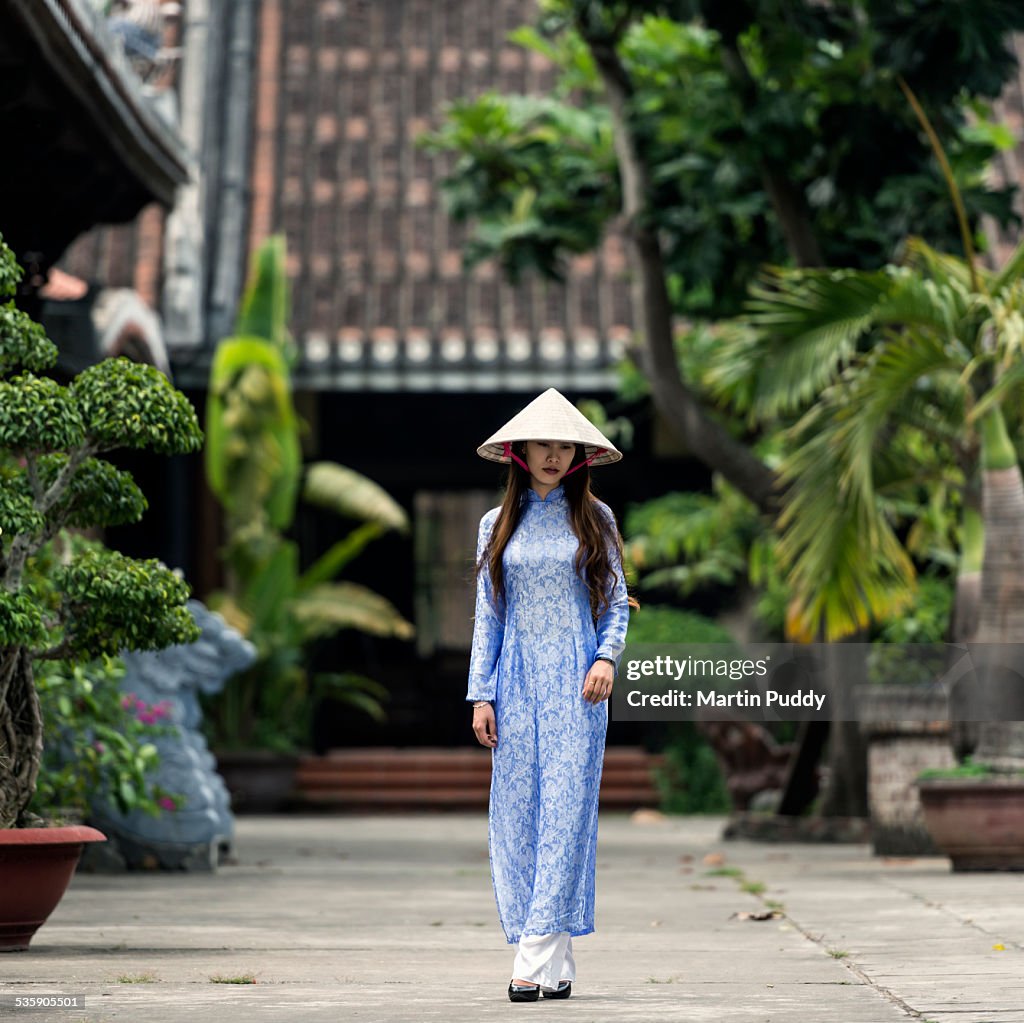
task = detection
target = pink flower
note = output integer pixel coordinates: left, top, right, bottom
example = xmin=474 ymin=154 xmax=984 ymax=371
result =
xmin=137 ymin=710 xmax=157 ymax=725
xmin=121 ymin=694 xmax=135 ymax=710
xmin=93 ymin=741 xmax=106 ymax=754
xmin=158 ymin=797 xmax=176 ymax=812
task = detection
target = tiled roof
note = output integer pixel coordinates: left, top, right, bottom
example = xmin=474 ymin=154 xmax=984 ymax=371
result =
xmin=243 ymin=0 xmax=632 ymax=389
xmin=60 ymin=5 xmax=1024 ymax=391
xmin=66 ymin=0 xmax=634 ymax=390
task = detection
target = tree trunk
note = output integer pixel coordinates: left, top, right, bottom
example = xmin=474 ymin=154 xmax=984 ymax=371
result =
xmin=948 ymin=480 xmax=982 ymax=759
xmin=972 ymin=464 xmax=1024 ymax=769
xmin=581 ymin=31 xmax=781 ymax=516
xmin=702 ymin=12 xmax=824 ymax=268
xmin=0 ymin=647 xmax=43 ymax=828
xmin=817 ymin=640 xmax=869 ymax=817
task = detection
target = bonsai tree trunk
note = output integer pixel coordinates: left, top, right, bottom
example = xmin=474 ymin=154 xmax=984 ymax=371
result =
xmin=0 ymin=648 xmax=42 ymax=828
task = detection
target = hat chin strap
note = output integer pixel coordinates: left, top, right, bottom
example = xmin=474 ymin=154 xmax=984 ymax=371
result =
xmin=503 ymin=442 xmax=605 ymax=477
xmin=503 ymin=442 xmax=531 ymax=473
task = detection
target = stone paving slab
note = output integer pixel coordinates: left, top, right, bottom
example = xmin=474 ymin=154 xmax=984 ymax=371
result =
xmin=1 ymin=813 xmax=1022 ymax=1022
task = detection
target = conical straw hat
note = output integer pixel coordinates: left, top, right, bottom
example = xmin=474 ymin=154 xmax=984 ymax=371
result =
xmin=477 ymin=388 xmax=622 ymax=466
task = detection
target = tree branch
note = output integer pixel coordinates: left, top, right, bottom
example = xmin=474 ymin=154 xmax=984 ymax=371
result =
xmin=580 ymin=27 xmax=781 ymax=515
xmin=38 ymin=442 xmax=94 ymax=517
xmin=35 ymin=639 xmax=76 ymax=662
xmin=4 ymin=444 xmax=92 ymax=589
xmin=24 ymin=452 xmax=43 ymax=504
xmin=711 ymin=21 xmax=824 ymax=268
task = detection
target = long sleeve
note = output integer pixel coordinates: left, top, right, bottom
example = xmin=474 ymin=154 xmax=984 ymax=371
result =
xmin=594 ymin=503 xmax=630 ymax=669
xmin=467 ymin=509 xmax=504 ymax=702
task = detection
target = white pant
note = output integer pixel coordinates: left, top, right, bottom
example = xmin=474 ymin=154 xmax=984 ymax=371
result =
xmin=512 ymin=931 xmax=576 ymax=990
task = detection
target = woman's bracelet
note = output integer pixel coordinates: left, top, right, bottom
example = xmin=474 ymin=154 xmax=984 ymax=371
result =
xmin=472 ymin=700 xmax=492 ymax=708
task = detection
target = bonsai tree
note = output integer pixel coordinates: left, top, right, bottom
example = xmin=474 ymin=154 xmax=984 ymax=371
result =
xmin=203 ymin=237 xmax=413 ymax=752
xmin=0 ymin=234 xmax=204 ymax=828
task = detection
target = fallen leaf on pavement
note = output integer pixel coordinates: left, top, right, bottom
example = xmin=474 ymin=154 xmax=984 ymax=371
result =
xmin=731 ymin=910 xmax=784 ymax=922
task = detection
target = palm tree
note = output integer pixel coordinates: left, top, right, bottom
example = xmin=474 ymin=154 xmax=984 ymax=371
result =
xmin=724 ymin=233 xmax=1024 ymax=768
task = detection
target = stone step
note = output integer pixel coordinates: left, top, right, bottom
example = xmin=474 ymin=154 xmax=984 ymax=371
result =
xmin=292 ymin=746 xmax=664 ymax=811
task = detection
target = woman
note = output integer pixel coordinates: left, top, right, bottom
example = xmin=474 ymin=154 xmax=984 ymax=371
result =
xmin=467 ymin=387 xmax=633 ymax=1002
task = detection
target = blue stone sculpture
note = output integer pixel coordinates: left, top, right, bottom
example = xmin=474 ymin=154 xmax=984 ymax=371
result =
xmin=83 ymin=600 xmax=255 ymax=872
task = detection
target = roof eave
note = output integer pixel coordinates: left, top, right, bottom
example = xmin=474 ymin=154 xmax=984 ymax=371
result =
xmin=7 ymin=0 xmax=191 ymax=204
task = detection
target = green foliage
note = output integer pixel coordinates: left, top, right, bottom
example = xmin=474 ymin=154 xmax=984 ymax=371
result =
xmin=56 ymin=544 xmax=199 ymax=657
xmin=0 ymin=303 xmax=58 ymax=376
xmin=625 ymin=603 xmax=734 ymax=644
xmin=626 ymin=487 xmax=754 ymax=596
xmin=867 ymin=575 xmax=955 ymax=685
xmin=426 ymin=3 xmax=1022 ymax=318
xmin=0 ymin=589 xmax=47 ymax=648
xmin=874 ymin=575 xmax=954 ymax=645
xmin=0 ymin=234 xmax=205 ymax=828
xmin=234 ymin=234 xmax=293 ymax=356
xmin=0 ymin=461 xmax=45 ymax=537
xmin=654 ymin=722 xmax=732 ymax=814
xmin=917 ymin=757 xmax=1024 ymax=781
xmin=71 ymin=357 xmax=204 ymax=455
xmin=624 ymin=476 xmax=790 ymax=638
xmin=27 ymin=657 xmax=183 ymax=822
xmin=203 ymin=237 xmax=413 ymax=752
xmin=205 ymin=336 xmax=301 ymax=531
xmin=420 ymin=94 xmax=617 ymax=282
xmin=205 ymin=238 xmax=302 ymax=534
xmin=0 ymin=231 xmax=20 ymax=297
xmin=0 ymin=374 xmax=84 ymax=452
xmin=38 ymin=455 xmax=148 ymax=529
xmin=732 ymin=234 xmax=1024 ymax=639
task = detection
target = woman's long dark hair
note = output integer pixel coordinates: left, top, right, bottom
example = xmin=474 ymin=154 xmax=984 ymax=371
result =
xmin=476 ymin=441 xmax=638 ymax=622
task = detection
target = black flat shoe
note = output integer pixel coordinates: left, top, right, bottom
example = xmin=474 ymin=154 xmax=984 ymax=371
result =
xmin=508 ymin=981 xmax=540 ymax=1002
xmin=542 ymin=980 xmax=572 ymax=999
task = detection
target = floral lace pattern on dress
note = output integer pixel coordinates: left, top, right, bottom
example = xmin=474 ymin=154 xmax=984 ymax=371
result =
xmin=467 ymin=485 xmax=630 ymax=942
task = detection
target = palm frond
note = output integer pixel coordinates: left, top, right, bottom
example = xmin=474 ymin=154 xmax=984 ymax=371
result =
xmin=775 ymin=448 xmax=918 ymax=641
xmin=902 ymin=237 xmax=981 ymax=295
xmin=969 ymin=357 xmax=1024 ymax=425
xmin=993 ymin=236 xmax=1024 ymax=297
xmin=744 ymin=266 xmax=892 ymax=418
xmin=775 ymin=391 xmax=920 ymax=640
xmin=872 ymin=269 xmax=969 ymax=340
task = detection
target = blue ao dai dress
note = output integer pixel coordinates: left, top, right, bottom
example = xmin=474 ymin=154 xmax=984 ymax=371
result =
xmin=466 ymin=484 xmax=631 ymax=943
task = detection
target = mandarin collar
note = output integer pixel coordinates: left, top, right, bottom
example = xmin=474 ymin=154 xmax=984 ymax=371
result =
xmin=525 ymin=484 xmax=566 ymax=505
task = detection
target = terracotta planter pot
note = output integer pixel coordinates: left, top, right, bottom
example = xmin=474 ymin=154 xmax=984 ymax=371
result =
xmin=0 ymin=825 xmax=107 ymax=951
xmin=917 ymin=778 xmax=1024 ymax=871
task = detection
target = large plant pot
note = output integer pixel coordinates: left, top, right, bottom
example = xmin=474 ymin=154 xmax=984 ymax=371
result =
xmin=917 ymin=778 xmax=1024 ymax=871
xmin=0 ymin=825 xmax=107 ymax=951
xmin=214 ymin=751 xmax=300 ymax=812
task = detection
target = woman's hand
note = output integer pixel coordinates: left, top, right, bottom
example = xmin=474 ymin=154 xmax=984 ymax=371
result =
xmin=583 ymin=659 xmax=615 ymax=703
xmin=473 ymin=703 xmax=498 ymax=748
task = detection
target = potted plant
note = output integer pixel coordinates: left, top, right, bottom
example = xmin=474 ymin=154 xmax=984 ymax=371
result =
xmin=28 ymin=654 xmax=184 ymax=827
xmin=0 ymin=233 xmax=203 ymax=948
xmin=202 ymin=237 xmax=413 ymax=808
xmin=917 ymin=759 xmax=1024 ymax=870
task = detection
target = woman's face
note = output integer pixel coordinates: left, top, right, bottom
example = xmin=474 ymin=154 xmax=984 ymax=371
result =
xmin=524 ymin=439 xmax=576 ymax=492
